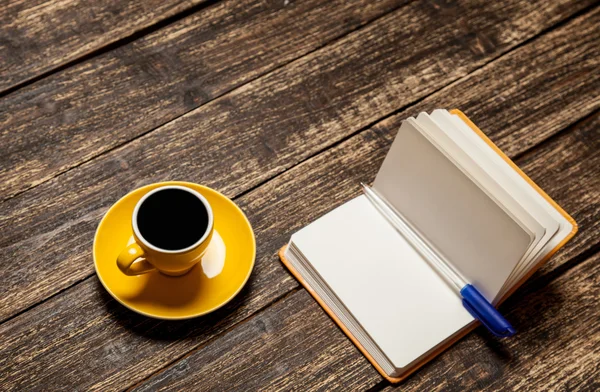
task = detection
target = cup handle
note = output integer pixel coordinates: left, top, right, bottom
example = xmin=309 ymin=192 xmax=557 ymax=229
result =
xmin=117 ymin=243 xmax=156 ymax=276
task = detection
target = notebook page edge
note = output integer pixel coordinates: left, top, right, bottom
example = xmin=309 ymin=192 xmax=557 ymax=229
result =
xmin=445 ymin=111 xmax=567 ymax=294
xmin=374 ymin=117 xmax=532 ymax=301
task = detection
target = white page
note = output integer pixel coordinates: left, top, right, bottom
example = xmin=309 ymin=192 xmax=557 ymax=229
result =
xmin=373 ymin=120 xmax=532 ymax=301
xmin=441 ymin=111 xmax=566 ymax=292
xmin=434 ymin=110 xmax=559 ymax=253
xmin=292 ymin=195 xmax=473 ymax=369
xmin=416 ymin=112 xmax=552 ymax=301
xmin=501 ymin=219 xmax=573 ymax=295
xmin=416 ymin=113 xmax=544 ymax=267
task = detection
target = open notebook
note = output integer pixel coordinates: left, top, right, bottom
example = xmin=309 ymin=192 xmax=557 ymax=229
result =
xmin=279 ymin=109 xmax=577 ymax=382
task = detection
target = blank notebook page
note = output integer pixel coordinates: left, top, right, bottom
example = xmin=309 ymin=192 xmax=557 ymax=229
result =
xmin=292 ymin=195 xmax=473 ymax=369
xmin=373 ymin=120 xmax=532 ymax=301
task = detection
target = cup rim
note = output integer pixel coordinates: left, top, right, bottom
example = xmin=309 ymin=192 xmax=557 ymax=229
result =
xmin=132 ymin=185 xmax=214 ymax=254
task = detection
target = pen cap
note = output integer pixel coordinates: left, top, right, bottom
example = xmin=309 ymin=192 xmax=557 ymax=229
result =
xmin=460 ymin=284 xmax=516 ymax=338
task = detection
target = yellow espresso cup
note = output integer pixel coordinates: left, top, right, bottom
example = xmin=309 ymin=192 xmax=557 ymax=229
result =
xmin=117 ymin=185 xmax=214 ymax=276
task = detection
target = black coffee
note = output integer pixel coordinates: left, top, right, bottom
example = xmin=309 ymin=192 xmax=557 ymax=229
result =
xmin=136 ymin=188 xmax=209 ymax=251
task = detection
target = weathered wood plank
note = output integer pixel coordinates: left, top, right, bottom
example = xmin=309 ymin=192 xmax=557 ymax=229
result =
xmin=1 ymin=0 xmax=597 ymax=323
xmin=0 ymin=79 xmax=597 ymax=392
xmin=136 ymin=289 xmax=379 ymax=392
xmin=0 ymin=0 xmax=409 ymax=199
xmin=133 ymin=251 xmax=600 ymax=392
xmin=0 ymin=275 xmax=298 ymax=391
xmin=0 ymin=0 xmax=210 ymax=93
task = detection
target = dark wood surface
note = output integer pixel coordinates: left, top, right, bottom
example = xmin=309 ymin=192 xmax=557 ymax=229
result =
xmin=1 ymin=0 xmax=598 ymax=390
xmin=0 ymin=0 xmax=210 ymax=94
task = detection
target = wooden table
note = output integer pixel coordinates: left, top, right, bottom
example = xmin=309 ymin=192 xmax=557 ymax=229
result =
xmin=1 ymin=0 xmax=599 ymax=390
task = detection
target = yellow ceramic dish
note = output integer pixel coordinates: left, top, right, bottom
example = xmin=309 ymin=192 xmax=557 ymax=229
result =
xmin=93 ymin=181 xmax=255 ymax=320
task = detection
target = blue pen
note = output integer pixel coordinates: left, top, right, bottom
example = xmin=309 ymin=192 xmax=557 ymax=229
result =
xmin=361 ymin=183 xmax=515 ymax=338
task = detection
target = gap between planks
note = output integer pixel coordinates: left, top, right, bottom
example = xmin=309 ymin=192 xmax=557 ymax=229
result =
xmin=509 ymin=108 xmax=600 ymax=164
xmin=0 ymin=0 xmax=416 ymax=203
xmin=0 ymin=0 xmax=221 ymax=98
xmin=124 ymin=286 xmax=302 ymax=392
xmin=2 ymin=1 xmax=596 ymax=204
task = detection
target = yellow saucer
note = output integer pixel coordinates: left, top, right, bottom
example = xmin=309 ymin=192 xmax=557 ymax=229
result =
xmin=93 ymin=181 xmax=255 ymax=320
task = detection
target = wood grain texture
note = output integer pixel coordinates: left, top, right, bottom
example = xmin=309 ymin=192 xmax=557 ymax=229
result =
xmin=0 ymin=0 xmax=408 ymax=199
xmin=0 ymin=278 xmax=298 ymax=391
xmin=134 ymin=289 xmax=380 ymax=392
xmin=126 ymin=98 xmax=600 ymax=392
xmin=1 ymin=0 xmax=597 ymax=323
xmin=0 ymin=78 xmax=597 ymax=392
xmin=1 ymin=3 xmax=599 ymax=391
xmin=0 ymin=0 xmax=209 ymax=92
xmin=133 ymin=251 xmax=600 ymax=392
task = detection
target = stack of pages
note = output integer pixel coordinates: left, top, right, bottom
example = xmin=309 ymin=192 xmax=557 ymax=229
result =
xmin=281 ymin=109 xmax=576 ymax=381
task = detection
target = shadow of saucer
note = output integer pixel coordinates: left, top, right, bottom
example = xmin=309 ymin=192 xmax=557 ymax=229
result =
xmin=94 ymin=274 xmax=253 ymax=341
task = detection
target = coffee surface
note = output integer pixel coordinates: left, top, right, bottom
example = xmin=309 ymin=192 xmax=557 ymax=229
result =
xmin=136 ymin=188 xmax=209 ymax=251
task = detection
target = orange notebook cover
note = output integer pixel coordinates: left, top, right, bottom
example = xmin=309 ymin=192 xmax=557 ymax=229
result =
xmin=278 ymin=109 xmax=577 ymax=383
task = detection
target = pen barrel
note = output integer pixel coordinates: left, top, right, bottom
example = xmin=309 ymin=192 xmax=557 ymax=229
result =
xmin=361 ymin=184 xmax=515 ymax=338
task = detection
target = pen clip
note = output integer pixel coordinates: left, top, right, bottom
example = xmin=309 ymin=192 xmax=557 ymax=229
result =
xmin=460 ymin=284 xmax=516 ymax=338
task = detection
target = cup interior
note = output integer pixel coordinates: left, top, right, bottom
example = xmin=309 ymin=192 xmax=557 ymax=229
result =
xmin=132 ymin=186 xmax=213 ymax=253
